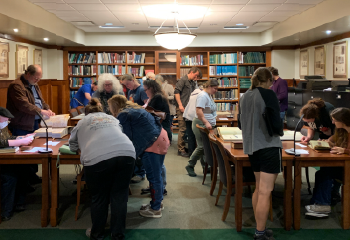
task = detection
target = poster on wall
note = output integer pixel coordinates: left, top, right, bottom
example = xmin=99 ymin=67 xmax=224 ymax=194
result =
xmin=333 ymin=41 xmax=347 ymax=78
xmin=0 ymin=42 xmax=9 ymax=78
xmin=34 ymin=49 xmax=42 ymax=67
xmin=300 ymin=49 xmax=308 ymax=79
xmin=16 ymin=44 xmax=28 ymax=77
xmin=314 ymin=46 xmax=326 ymax=76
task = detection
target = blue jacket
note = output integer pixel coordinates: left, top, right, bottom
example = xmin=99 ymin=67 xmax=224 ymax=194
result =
xmin=117 ymin=107 xmax=162 ymax=158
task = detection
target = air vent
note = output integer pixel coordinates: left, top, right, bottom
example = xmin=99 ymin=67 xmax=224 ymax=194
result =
xmin=224 ymin=26 xmax=249 ymax=29
xmin=71 ymin=21 xmax=95 ymax=26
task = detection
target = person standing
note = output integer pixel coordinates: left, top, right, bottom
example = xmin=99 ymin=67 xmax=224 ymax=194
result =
xmin=156 ymin=75 xmax=176 ymax=120
xmin=121 ymin=74 xmax=149 ymax=106
xmin=70 ymin=82 xmax=98 ymax=108
xmin=268 ymin=67 xmax=288 ymax=120
xmin=174 ymin=67 xmax=202 ymax=157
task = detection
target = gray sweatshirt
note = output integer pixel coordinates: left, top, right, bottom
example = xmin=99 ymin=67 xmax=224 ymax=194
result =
xmin=69 ymin=112 xmax=136 ymax=166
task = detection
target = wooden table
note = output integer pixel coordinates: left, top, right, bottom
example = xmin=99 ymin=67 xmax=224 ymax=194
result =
xmin=49 ymin=138 xmax=80 ymax=227
xmin=222 ymin=141 xmax=295 ymax=232
xmin=294 ymin=147 xmax=350 ymax=230
xmin=70 ymin=114 xmax=84 ymax=126
xmin=0 ymin=138 xmax=51 ymax=227
xmin=216 ymin=115 xmax=237 ymax=127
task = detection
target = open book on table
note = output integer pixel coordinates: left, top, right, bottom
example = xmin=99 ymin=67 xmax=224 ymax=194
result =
xmin=35 ymin=114 xmax=71 ymax=138
xmin=217 ymin=127 xmax=243 ymax=142
xmin=308 ymin=140 xmax=331 ymax=150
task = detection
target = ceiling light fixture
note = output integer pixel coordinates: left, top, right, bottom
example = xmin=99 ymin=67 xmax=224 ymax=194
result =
xmin=13 ymin=28 xmax=18 ymax=32
xmin=105 ymin=23 xmax=113 ymax=25
xmin=43 ymin=38 xmax=49 ymax=41
xmin=224 ymin=26 xmax=249 ymax=30
xmin=99 ymin=26 xmax=125 ymax=29
xmin=154 ymin=1 xmax=196 ymax=50
xmin=326 ymin=30 xmax=331 ymax=34
xmin=236 ymin=23 xmax=244 ymax=26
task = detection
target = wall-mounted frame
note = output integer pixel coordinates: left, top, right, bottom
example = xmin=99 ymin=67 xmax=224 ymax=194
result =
xmin=16 ymin=44 xmax=28 ymax=77
xmin=314 ymin=45 xmax=326 ymax=76
xmin=333 ymin=41 xmax=347 ymax=78
xmin=0 ymin=42 xmax=9 ymax=78
xmin=34 ymin=49 xmax=42 ymax=67
xmin=300 ymin=49 xmax=308 ymax=79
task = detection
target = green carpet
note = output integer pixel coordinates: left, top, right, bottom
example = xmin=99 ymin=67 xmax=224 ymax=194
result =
xmin=0 ymin=229 xmax=349 ymax=240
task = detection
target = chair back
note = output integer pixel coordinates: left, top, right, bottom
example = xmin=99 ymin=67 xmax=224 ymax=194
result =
xmin=209 ymin=133 xmax=228 ymax=187
xmin=70 ymin=108 xmax=79 ymax=118
xmin=196 ymin=124 xmax=214 ymax=167
xmin=216 ymin=137 xmax=236 ymax=187
xmin=76 ymin=106 xmax=85 ymax=114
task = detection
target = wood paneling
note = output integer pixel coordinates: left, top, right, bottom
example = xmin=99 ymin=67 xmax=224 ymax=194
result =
xmin=285 ymin=79 xmax=301 ymax=87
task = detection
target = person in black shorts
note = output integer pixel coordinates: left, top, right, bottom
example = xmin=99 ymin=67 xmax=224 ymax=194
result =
xmin=239 ymin=67 xmax=283 ymax=240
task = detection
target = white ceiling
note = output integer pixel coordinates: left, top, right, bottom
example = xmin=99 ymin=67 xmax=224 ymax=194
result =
xmin=28 ymin=0 xmax=326 ymax=33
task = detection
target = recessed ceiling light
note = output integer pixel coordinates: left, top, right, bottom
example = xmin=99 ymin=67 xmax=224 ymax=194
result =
xmin=326 ymin=30 xmax=331 ymax=34
xmin=99 ymin=26 xmax=124 ymax=29
xmin=43 ymin=38 xmax=49 ymax=41
xmin=236 ymin=23 xmax=244 ymax=26
xmin=224 ymin=26 xmax=249 ymax=29
xmin=13 ymin=28 xmax=18 ymax=32
xmin=105 ymin=23 xmax=113 ymax=26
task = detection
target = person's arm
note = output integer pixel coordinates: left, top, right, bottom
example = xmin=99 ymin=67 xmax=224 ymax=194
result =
xmin=259 ymin=89 xmax=282 ymax=134
xmin=117 ymin=112 xmax=133 ymax=141
xmin=174 ymin=80 xmax=185 ymax=112
xmin=69 ymin=124 xmax=80 ymax=152
xmin=175 ymin=94 xmax=184 ymax=112
xmin=276 ymin=80 xmax=288 ymax=102
xmin=140 ymin=89 xmax=149 ymax=104
xmin=8 ymin=138 xmax=33 ymax=147
xmin=196 ymin=107 xmax=212 ymax=130
xmin=301 ymin=128 xmax=315 ymax=143
xmin=9 ymin=84 xmax=42 ymax=116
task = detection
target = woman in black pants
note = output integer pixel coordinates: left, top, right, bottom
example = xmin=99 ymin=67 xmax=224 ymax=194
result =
xmin=69 ymin=98 xmax=136 ymax=240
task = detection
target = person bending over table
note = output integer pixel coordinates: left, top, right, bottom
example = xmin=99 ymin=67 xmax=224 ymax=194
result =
xmin=239 ymin=67 xmax=283 ymax=240
xmin=185 ymin=79 xmax=218 ymax=177
xmin=0 ymin=107 xmax=34 ymax=221
xmin=305 ymin=107 xmax=350 ymax=218
xmin=108 ymin=95 xmax=170 ymax=218
xmin=70 ymin=81 xmax=98 ymax=108
xmin=69 ymin=98 xmax=136 ymax=240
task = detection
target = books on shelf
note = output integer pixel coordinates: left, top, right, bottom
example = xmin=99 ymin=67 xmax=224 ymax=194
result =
xmin=216 ymin=102 xmax=235 ymax=112
xmin=239 ymin=66 xmax=256 ymax=77
xmin=180 ymin=68 xmax=191 ymax=78
xmin=0 ymin=147 xmax=19 ymax=154
xmin=210 ymin=53 xmax=237 ymax=64
xmin=238 ymin=52 xmax=266 ymax=64
xmin=98 ymin=65 xmax=126 ymax=75
xmin=210 ymin=66 xmax=237 ymax=76
xmin=240 ymin=78 xmax=251 ymax=88
xmin=308 ymin=140 xmax=331 ymax=150
xmin=35 ymin=114 xmax=71 ymax=138
xmin=127 ymin=52 xmax=146 ymax=64
xmin=70 ymin=77 xmax=97 ymax=88
xmin=127 ymin=66 xmax=145 ymax=77
xmin=69 ymin=53 xmax=96 ymax=64
xmin=214 ymin=90 xmax=239 ymax=100
xmin=98 ymin=52 xmax=126 ymax=64
xmin=69 ymin=65 xmax=96 ymax=76
xmin=215 ymin=77 xmax=238 ymax=87
xmin=180 ymin=55 xmax=204 ymax=66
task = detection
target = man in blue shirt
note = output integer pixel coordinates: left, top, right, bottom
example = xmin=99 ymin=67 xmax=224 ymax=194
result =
xmin=121 ymin=74 xmax=148 ymax=106
xmin=70 ymin=82 xmax=98 ymax=108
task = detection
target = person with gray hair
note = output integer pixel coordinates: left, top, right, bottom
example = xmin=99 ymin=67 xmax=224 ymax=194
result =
xmin=156 ymin=75 xmax=176 ymax=116
xmin=92 ymin=73 xmax=123 ymax=115
xmin=146 ymin=72 xmax=155 ymax=80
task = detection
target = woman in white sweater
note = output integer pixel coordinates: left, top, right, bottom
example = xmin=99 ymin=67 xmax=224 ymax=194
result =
xmin=69 ymin=98 xmax=136 ymax=240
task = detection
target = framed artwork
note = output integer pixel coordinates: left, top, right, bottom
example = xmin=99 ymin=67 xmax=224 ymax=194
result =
xmin=314 ymin=45 xmax=326 ymax=76
xmin=0 ymin=42 xmax=9 ymax=78
xmin=333 ymin=41 xmax=347 ymax=78
xmin=300 ymin=49 xmax=309 ymax=79
xmin=16 ymin=44 xmax=28 ymax=77
xmin=34 ymin=49 xmax=42 ymax=67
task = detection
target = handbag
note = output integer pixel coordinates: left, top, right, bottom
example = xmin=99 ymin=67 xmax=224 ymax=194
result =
xmin=145 ymin=106 xmax=166 ymax=123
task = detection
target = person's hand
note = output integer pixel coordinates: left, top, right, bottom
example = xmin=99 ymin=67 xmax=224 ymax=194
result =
xmin=300 ymin=136 xmax=310 ymax=143
xmin=330 ymin=147 xmax=345 ymax=155
xmin=16 ymin=133 xmax=35 ymax=140
xmin=179 ymin=106 xmax=185 ymax=113
xmin=18 ymin=137 xmax=33 ymax=146
xmin=41 ymin=109 xmax=51 ymax=117
xmin=205 ymin=122 xmax=212 ymax=130
xmin=48 ymin=110 xmax=55 ymax=116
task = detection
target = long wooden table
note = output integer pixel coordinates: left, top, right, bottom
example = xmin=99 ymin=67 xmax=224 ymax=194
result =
xmin=216 ymin=115 xmax=237 ymax=127
xmin=294 ymin=148 xmax=350 ymax=230
xmin=222 ymin=141 xmax=295 ymax=232
xmin=0 ymin=138 xmax=51 ymax=227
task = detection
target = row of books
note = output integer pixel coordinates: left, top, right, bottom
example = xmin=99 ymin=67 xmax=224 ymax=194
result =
xmin=128 ymin=66 xmax=145 ymax=77
xmin=240 ymin=79 xmax=251 ymax=88
xmin=99 ymin=65 xmax=126 ymax=75
xmin=180 ymin=55 xmax=204 ymax=66
xmin=238 ymin=52 xmax=266 ymax=64
xmin=180 ymin=68 xmax=191 ymax=78
xmin=214 ymin=77 xmax=238 ymax=87
xmin=69 ymin=65 xmax=97 ymax=76
xmin=238 ymin=66 xmax=256 ymax=77
xmin=210 ymin=66 xmax=237 ymax=76
xmin=98 ymin=52 xmax=126 ymax=64
xmin=210 ymin=53 xmax=237 ymax=64
xmin=70 ymin=77 xmax=97 ymax=88
xmin=213 ymin=89 xmax=239 ymax=100
xmin=69 ymin=53 xmax=96 ymax=64
xmin=216 ymin=102 xmax=235 ymax=112
xmin=127 ymin=52 xmax=147 ymax=64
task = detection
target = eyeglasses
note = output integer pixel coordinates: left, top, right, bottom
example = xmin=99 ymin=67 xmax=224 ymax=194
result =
xmin=104 ymin=84 xmax=112 ymax=87
xmin=144 ymin=88 xmax=149 ymax=92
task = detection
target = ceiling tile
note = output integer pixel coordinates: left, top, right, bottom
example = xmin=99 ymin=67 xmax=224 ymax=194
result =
xmin=260 ymin=15 xmax=290 ymax=22
xmin=137 ymin=0 xmax=174 ymax=3
xmin=269 ymin=10 xmax=299 ymax=16
xmin=29 ymin=0 xmax=64 ymax=2
xmin=177 ymin=0 xmax=212 ymax=3
xmin=101 ymin=0 xmax=138 ymax=3
xmin=34 ymin=3 xmax=74 ymax=10
xmin=202 ymin=12 xmax=237 ymax=23
xmin=69 ymin=3 xmax=108 ymax=11
xmin=244 ymin=26 xmax=272 ymax=32
xmin=64 ymin=0 xmax=101 ymax=3
xmin=79 ymin=10 xmax=115 ymax=18
xmin=249 ymin=0 xmax=285 ymax=3
xmin=218 ymin=29 xmax=243 ymax=33
xmin=105 ymin=3 xmax=141 ymax=11
xmin=230 ymin=11 xmax=269 ymax=21
xmin=58 ymin=15 xmax=90 ymax=21
xmin=209 ymin=4 xmax=244 ymax=12
xmin=285 ymin=0 xmax=324 ymax=4
xmin=111 ymin=12 xmax=147 ymax=24
xmin=275 ymin=4 xmax=315 ymax=11
xmin=212 ymin=0 xmax=249 ymax=4
xmin=49 ymin=10 xmax=81 ymax=16
xmin=241 ymin=4 xmax=281 ymax=12
xmin=225 ymin=21 xmax=256 ymax=27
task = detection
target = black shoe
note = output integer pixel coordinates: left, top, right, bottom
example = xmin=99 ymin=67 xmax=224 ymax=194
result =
xmin=14 ymin=204 xmax=26 ymax=212
xmin=1 ymin=216 xmax=11 ymax=221
xmin=185 ymin=165 xmax=197 ymax=177
xmin=163 ymin=189 xmax=167 ymax=196
xmin=254 ymin=232 xmax=275 ymax=240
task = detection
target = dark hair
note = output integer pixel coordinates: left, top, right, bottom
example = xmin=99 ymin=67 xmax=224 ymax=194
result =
xmin=267 ymin=66 xmax=279 ymax=76
xmin=92 ymin=81 xmax=98 ymax=86
xmin=250 ymin=67 xmax=273 ymax=90
xmin=188 ymin=67 xmax=201 ymax=75
xmin=300 ymin=98 xmax=325 ymax=119
xmin=330 ymin=108 xmax=350 ymax=148
xmin=204 ymin=79 xmax=219 ymax=88
xmin=85 ymin=98 xmax=103 ymax=115
xmin=25 ymin=65 xmax=37 ymax=76
xmin=143 ymin=79 xmax=170 ymax=106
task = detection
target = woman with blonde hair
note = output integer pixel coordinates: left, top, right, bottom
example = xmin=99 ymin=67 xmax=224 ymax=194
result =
xmin=108 ymin=95 xmax=170 ymax=218
xmin=92 ymin=73 xmax=124 ymax=114
xmin=239 ymin=67 xmax=283 ymax=240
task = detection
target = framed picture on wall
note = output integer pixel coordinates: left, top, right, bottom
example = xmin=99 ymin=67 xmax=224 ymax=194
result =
xmin=0 ymin=42 xmax=9 ymax=78
xmin=300 ymin=49 xmax=308 ymax=79
xmin=16 ymin=44 xmax=28 ymax=77
xmin=34 ymin=49 xmax=42 ymax=67
xmin=314 ymin=45 xmax=326 ymax=76
xmin=333 ymin=41 xmax=347 ymax=78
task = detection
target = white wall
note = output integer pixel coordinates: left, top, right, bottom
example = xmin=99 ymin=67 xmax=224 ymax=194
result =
xmin=47 ymin=49 xmax=64 ymax=80
xmin=271 ymin=50 xmax=295 ymax=79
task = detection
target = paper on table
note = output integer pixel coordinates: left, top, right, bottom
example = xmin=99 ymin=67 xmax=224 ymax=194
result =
xmin=23 ymin=147 xmax=42 ymax=153
xmin=295 ymin=143 xmax=307 ymax=148
xmin=44 ymin=141 xmax=60 ymax=146
xmin=219 ymin=118 xmax=229 ymax=120
xmin=291 ymin=148 xmax=309 ymax=154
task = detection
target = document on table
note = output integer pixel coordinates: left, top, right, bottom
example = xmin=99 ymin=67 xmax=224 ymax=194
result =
xmin=295 ymin=143 xmax=307 ymax=148
xmin=44 ymin=141 xmax=60 ymax=146
xmin=23 ymin=147 xmax=42 ymax=153
xmin=219 ymin=118 xmax=229 ymax=120
xmin=291 ymin=148 xmax=309 ymax=154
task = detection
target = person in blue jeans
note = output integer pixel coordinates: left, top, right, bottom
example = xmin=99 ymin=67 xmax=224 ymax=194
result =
xmin=108 ymin=95 xmax=170 ymax=218
xmin=305 ymin=108 xmax=350 ymax=217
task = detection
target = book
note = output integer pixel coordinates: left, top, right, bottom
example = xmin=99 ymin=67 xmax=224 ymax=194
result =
xmin=0 ymin=147 xmax=19 ymax=153
xmin=217 ymin=127 xmax=242 ymax=142
xmin=231 ymin=142 xmax=243 ymax=149
xmin=308 ymin=140 xmax=331 ymax=150
xmin=35 ymin=114 xmax=71 ymax=138
xmin=280 ymin=131 xmax=303 ymax=141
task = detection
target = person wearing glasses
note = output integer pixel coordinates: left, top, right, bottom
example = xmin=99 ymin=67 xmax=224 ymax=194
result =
xmin=92 ymin=73 xmax=124 ymax=115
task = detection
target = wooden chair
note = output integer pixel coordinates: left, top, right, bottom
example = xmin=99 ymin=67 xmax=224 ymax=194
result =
xmin=196 ymin=124 xmax=218 ymax=196
xmin=76 ymin=106 xmax=85 ymax=114
xmin=70 ymin=108 xmax=79 ymax=118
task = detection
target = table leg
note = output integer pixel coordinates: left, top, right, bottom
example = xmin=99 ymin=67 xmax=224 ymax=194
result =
xmin=342 ymin=161 xmax=350 ymax=229
xmin=235 ymin=160 xmax=243 ymax=232
xmin=50 ymin=159 xmax=59 ymax=227
xmin=293 ymin=160 xmax=302 ymax=230
xmin=41 ymin=158 xmax=49 ymax=227
xmin=284 ymin=161 xmax=292 ymax=231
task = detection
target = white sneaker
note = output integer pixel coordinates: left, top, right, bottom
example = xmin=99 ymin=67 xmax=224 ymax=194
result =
xmin=139 ymin=208 xmax=162 ymax=218
xmin=140 ymin=202 xmax=164 ymax=211
xmin=305 ymin=212 xmax=329 ymax=218
xmin=305 ymin=204 xmax=331 ymax=214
